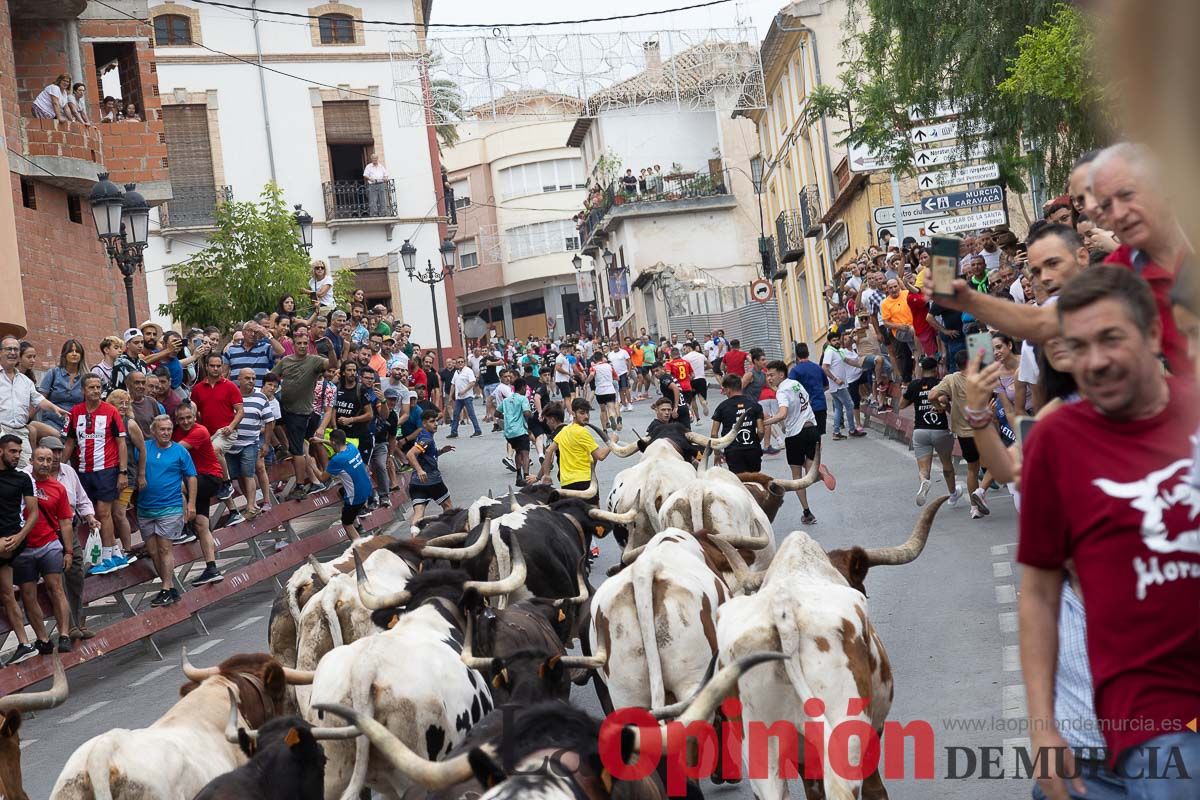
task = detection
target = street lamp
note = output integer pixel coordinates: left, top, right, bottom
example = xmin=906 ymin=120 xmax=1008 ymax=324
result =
xmin=403 ymin=237 xmax=457 ymax=369
xmin=293 ymin=205 xmax=314 ymax=251
xmin=89 ymin=173 xmax=149 ymax=329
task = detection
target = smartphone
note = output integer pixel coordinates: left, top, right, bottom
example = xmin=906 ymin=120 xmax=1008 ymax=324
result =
xmin=929 ymin=235 xmax=959 ymax=297
xmin=1015 ymin=416 xmax=1036 ymax=448
xmin=966 ymin=331 xmax=994 ymax=365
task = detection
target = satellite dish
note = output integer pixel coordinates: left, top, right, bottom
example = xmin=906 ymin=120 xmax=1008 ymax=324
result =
xmin=464 ymin=316 xmax=488 ymax=339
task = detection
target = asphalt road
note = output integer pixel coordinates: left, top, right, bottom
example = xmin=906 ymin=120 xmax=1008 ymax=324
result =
xmin=16 ymin=399 xmax=1027 ymax=799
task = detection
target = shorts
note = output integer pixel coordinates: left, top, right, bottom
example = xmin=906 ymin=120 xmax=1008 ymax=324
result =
xmin=785 ymin=426 xmax=820 ymax=467
xmin=528 ymin=418 xmax=547 ymax=439
xmin=711 ymin=358 xmax=723 ymax=375
xmin=194 ymin=473 xmax=222 ymax=519
xmin=957 ymin=435 xmax=980 ymax=464
xmin=913 ymin=429 xmax=954 ymax=459
xmin=482 ymin=383 xmax=499 ymax=400
xmin=691 ymin=378 xmax=708 ymax=399
xmin=225 ymin=445 xmax=258 ymax=479
xmin=282 ymin=412 xmax=310 ymax=456
xmin=556 ymin=381 xmax=574 ymax=399
xmin=560 ymin=479 xmax=599 ymax=508
xmin=306 ymin=411 xmax=325 ymax=438
xmin=682 ymin=390 xmax=696 ymax=404
xmin=723 ymin=449 xmax=762 ymax=474
xmin=596 ymin=393 xmax=616 ymax=406
xmin=639 ymin=365 xmax=653 ymax=376
xmin=813 ymin=409 xmax=828 ymax=436
xmin=139 ymin=511 xmax=186 ymax=541
xmin=79 ymin=466 xmax=120 ymax=503
xmin=117 ymin=486 xmax=134 ymax=506
xmin=505 ymin=434 xmax=530 ymax=453
xmin=12 ymin=540 xmax=64 ymax=585
xmin=410 ymin=481 xmax=450 ymax=507
xmin=617 ymin=373 xmax=630 ymax=391
xmin=341 ymin=503 xmax=366 ymax=525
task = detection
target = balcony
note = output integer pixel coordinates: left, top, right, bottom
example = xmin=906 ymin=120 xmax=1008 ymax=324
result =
xmin=799 ymin=184 xmax=822 ymax=238
xmin=160 ymin=186 xmax=232 ymax=230
xmin=322 ymin=179 xmax=399 ymax=243
xmin=775 ymin=210 xmax=806 ymax=263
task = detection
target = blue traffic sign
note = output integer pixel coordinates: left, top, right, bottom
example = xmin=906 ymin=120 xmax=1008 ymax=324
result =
xmin=919 ymin=185 xmax=1003 ymax=214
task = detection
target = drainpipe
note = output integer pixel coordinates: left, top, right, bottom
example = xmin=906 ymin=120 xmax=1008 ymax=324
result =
xmin=251 ymin=0 xmax=278 ymax=182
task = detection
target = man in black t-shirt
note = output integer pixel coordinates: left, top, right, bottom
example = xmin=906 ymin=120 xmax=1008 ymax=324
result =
xmin=0 ymin=434 xmax=40 ymax=665
xmin=899 ymin=356 xmax=960 ymax=506
xmin=653 ymin=363 xmax=691 ymax=428
xmin=333 ymin=361 xmax=372 ymax=444
xmin=710 ymin=373 xmax=765 ymax=473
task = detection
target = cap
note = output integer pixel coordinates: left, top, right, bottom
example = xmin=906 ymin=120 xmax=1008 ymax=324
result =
xmin=383 ymin=387 xmax=402 ymax=400
xmin=123 ymin=327 xmax=143 ymax=343
xmin=40 ymin=436 xmax=65 ymax=450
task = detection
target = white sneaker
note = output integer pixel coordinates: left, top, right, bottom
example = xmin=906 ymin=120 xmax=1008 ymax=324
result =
xmin=947 ymin=487 xmax=965 ymax=507
xmin=971 ymin=488 xmax=991 ymax=516
xmin=915 ymin=479 xmax=932 ymax=507
xmin=970 ymin=506 xmax=984 ymax=520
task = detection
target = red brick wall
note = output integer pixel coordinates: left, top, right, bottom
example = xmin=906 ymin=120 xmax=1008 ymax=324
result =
xmin=0 ymin=2 xmax=18 ymax=157
xmin=11 ymin=173 xmax=151 ymax=368
xmin=11 ymin=18 xmax=67 ymax=113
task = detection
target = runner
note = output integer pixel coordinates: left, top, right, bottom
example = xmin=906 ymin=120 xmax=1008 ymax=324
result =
xmin=588 ymin=352 xmax=620 ymax=432
xmin=763 ymin=360 xmax=820 ymax=525
xmin=500 ymin=378 xmax=533 ymax=485
xmin=405 ymin=409 xmax=455 ymax=531
xmin=900 ymin=356 xmax=960 ymax=506
xmin=710 ymin=373 xmax=765 ymax=473
xmin=682 ymin=341 xmax=710 ymax=418
xmin=319 ymin=429 xmax=374 ymax=539
xmin=536 ymin=398 xmax=609 ymax=504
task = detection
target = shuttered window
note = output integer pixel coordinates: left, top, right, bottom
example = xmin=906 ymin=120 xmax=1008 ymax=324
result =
xmin=162 ymin=104 xmax=216 ymax=226
xmin=323 ymin=101 xmax=372 ymax=144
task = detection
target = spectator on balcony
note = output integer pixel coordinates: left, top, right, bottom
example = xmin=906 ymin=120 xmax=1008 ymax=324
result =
xmin=621 ymin=169 xmax=638 ymax=196
xmin=99 ymin=95 xmax=118 ymax=123
xmin=309 ymin=261 xmax=336 ymax=310
xmin=65 ymin=83 xmax=93 ymax=126
xmin=363 ymin=153 xmax=390 ymax=217
xmin=32 ymin=74 xmax=71 ymax=120
xmin=638 ymin=169 xmax=648 ymax=194
xmin=120 ymin=101 xmax=141 ymax=122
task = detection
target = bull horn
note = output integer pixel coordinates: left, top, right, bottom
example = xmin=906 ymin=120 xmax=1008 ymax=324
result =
xmin=420 ymin=520 xmax=492 ymax=561
xmin=283 ymin=668 xmax=315 ymax=685
xmin=0 ymin=653 xmax=68 ymax=713
xmin=553 ymin=556 xmax=590 ymax=607
xmin=425 ymin=531 xmax=469 ymax=547
xmin=181 ymin=645 xmax=220 ymax=681
xmin=714 ymin=526 xmax=772 ymax=551
xmin=588 ymin=506 xmax=637 ymax=524
xmin=460 ymin=612 xmax=493 ymax=671
xmin=554 ymin=471 xmax=598 ymax=500
xmin=676 ymin=652 xmax=788 ymax=726
xmin=488 ymin=489 xmax=494 ymax=499
xmin=316 ymin=703 xmax=484 ymax=789
xmin=685 ymin=409 xmax=747 ymax=451
xmin=769 ymin=442 xmax=822 ymax=491
xmin=709 ymin=536 xmax=765 ymax=594
xmin=355 ymin=549 xmax=412 ymax=610
xmin=307 ymin=555 xmax=334 ymax=589
xmin=863 ymin=495 xmax=949 ymax=566
xmin=557 ymin=640 xmax=607 ymax=670
xmin=509 ymin=487 xmax=521 ymax=513
xmin=607 ymin=436 xmax=640 ymax=458
xmin=225 ymin=686 xmax=254 ymax=744
xmin=464 ymin=537 xmax=526 ymax=597
xmin=620 ymin=542 xmax=648 ymax=565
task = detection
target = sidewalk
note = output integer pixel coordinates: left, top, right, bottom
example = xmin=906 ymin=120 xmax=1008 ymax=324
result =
xmin=858 ymin=390 xmax=965 ymax=458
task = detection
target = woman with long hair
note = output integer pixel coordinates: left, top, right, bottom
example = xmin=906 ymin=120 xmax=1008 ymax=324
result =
xmin=273 ymin=293 xmax=297 ymax=325
xmin=18 ymin=341 xmax=37 ymax=382
xmin=39 ymin=339 xmax=87 ymax=430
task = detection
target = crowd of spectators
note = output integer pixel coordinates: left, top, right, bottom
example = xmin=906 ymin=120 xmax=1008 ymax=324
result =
xmin=30 ymin=73 xmax=141 ymax=126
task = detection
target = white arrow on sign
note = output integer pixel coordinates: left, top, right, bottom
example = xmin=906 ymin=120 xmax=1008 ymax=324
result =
xmin=916 ymin=162 xmax=1001 ymax=191
xmin=913 ymin=142 xmax=991 ymax=168
xmin=920 ymin=209 xmax=1008 ymax=236
xmin=909 ymin=100 xmax=962 ymax=121
xmin=909 ymin=120 xmax=986 ymax=145
xmin=847 ymin=141 xmax=896 ymax=173
xmin=873 ymin=202 xmax=945 ymax=227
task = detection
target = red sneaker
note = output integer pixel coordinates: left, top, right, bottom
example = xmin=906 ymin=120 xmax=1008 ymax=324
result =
xmin=819 ymin=464 xmax=837 ymax=491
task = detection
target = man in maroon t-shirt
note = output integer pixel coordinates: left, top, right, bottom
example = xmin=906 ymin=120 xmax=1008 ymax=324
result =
xmin=189 ymin=353 xmax=243 ymax=437
xmin=172 ymin=403 xmax=225 ymax=587
xmin=1017 ymin=266 xmax=1199 ymax=799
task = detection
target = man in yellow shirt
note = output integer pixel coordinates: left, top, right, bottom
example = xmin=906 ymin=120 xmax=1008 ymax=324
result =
xmin=536 ymin=398 xmax=609 ymax=505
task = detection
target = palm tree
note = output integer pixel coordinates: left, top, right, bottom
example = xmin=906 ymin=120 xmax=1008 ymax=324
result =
xmin=430 ymin=77 xmax=464 ymax=149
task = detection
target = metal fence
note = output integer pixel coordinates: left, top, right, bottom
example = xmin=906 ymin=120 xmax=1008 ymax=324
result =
xmin=578 ymin=168 xmax=732 ymax=248
xmin=159 ymin=185 xmax=232 ymax=229
xmin=323 ymin=178 xmax=398 ymax=220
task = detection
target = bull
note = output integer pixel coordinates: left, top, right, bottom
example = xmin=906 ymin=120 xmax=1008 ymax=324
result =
xmin=50 ymin=651 xmax=315 ymax=800
xmin=0 ymin=654 xmax=68 ymax=800
xmin=713 ymin=498 xmax=948 ymax=800
xmin=458 ymin=596 xmax=571 ymax=704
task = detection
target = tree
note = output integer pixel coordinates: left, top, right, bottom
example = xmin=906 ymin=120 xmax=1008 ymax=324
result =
xmin=431 ymin=77 xmax=464 ymax=149
xmin=804 ymin=1 xmax=1104 ymax=191
xmin=159 ymin=183 xmax=311 ymax=332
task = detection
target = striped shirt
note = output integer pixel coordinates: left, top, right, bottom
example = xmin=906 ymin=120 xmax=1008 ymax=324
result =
xmin=222 ymin=340 xmax=276 ymax=385
xmin=1056 ymin=581 xmax=1107 ymax=751
xmin=230 ymin=390 xmax=274 ymax=454
xmin=67 ymin=401 xmax=126 ymax=473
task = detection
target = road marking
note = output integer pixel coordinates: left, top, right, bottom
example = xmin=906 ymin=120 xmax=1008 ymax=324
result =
xmin=1003 ymin=645 xmax=1020 ymax=671
xmin=187 ymin=638 xmax=225 ymax=656
xmin=999 ymin=612 xmax=1018 ymax=633
xmin=990 ymin=543 xmax=1017 ymax=555
xmin=232 ymin=614 xmax=264 ymax=631
xmin=1002 ymin=685 xmax=1027 ymax=719
xmin=58 ymin=700 xmax=110 ymax=724
xmin=993 ymin=562 xmax=1013 ymax=578
xmin=19 ymin=738 xmax=37 ymax=750
xmin=129 ymin=664 xmax=175 ymax=687
xmin=995 ymin=584 xmax=1016 ymax=604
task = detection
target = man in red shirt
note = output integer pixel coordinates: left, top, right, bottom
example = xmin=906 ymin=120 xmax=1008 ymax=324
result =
xmin=62 ymin=374 xmax=128 ymax=575
xmin=1018 ymin=266 xmax=1199 ymax=798
xmin=15 ymin=446 xmax=74 ymax=655
xmin=190 ymin=353 xmax=243 ymax=438
xmin=172 ymin=402 xmax=225 ymax=587
xmin=721 ymin=339 xmax=750 ymax=377
xmin=662 ymin=347 xmax=694 ymax=393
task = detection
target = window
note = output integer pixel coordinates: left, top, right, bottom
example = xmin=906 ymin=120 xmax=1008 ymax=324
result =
xmin=20 ymin=178 xmax=35 ymax=210
xmin=499 ymin=158 xmax=586 ymax=199
xmin=505 ymin=220 xmax=581 ymax=261
xmin=450 ymin=178 xmax=471 ymax=209
xmin=319 ymin=13 xmax=356 ymax=44
xmin=458 ymin=238 xmax=479 ymax=269
xmin=154 ymin=14 xmax=191 ymax=45
xmin=67 ymin=195 xmax=82 ymax=224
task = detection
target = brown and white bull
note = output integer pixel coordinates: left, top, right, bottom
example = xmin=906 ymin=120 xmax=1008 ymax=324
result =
xmin=0 ymin=655 xmax=68 ymax=800
xmin=50 ymin=651 xmax=324 ymax=800
xmin=713 ymin=498 xmax=948 ymax=800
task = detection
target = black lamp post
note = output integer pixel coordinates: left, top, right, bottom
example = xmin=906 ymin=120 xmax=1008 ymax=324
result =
xmin=293 ymin=205 xmax=314 ymax=252
xmin=401 ymin=237 xmax=457 ymax=369
xmin=89 ymin=173 xmax=149 ymax=329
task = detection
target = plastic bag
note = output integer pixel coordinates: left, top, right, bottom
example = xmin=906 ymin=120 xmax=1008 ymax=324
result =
xmin=82 ymin=524 xmax=102 ymax=571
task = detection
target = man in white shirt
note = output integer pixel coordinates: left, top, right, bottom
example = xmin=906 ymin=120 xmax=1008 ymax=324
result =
xmin=553 ymin=344 xmax=576 ymax=402
xmin=978 ymin=229 xmax=1002 ymax=274
xmin=589 ymin=353 xmax=620 ymax=432
xmin=762 ymin=360 xmax=820 ymax=525
xmin=448 ymin=357 xmax=482 ymax=439
xmin=607 ymin=342 xmax=633 ymax=412
xmin=363 ymin=153 xmax=390 ymax=216
xmin=820 ymin=332 xmax=866 ymax=439
xmin=682 ymin=341 xmax=710 ymax=418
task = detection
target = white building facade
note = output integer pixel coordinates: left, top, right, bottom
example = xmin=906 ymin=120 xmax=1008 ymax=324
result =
xmin=142 ymin=0 xmax=457 ymax=351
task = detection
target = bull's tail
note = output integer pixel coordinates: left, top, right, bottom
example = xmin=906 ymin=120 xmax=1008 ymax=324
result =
xmin=631 ymin=556 xmax=666 ymax=709
xmin=338 ymin=657 xmax=377 ymax=800
xmin=689 ymin=482 xmax=706 ymax=532
xmin=83 ymin=734 xmax=117 ymax=800
xmin=321 ymin=582 xmax=346 ymax=648
xmin=286 ymin=569 xmax=307 ymax=628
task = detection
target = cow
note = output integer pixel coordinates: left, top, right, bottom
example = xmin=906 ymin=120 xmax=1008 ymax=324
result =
xmin=0 ymin=654 xmax=68 ymax=800
xmin=51 ymin=651 xmax=314 ymax=799
xmin=313 ymin=652 xmax=786 ymax=800
xmin=458 ymin=595 xmax=571 ymax=704
xmin=712 ymin=498 xmax=948 ymax=800
xmin=298 ymin=537 xmax=526 ymax=800
xmin=193 ymin=688 xmax=356 ymax=800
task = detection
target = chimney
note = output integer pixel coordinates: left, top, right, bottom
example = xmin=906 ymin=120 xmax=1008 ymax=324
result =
xmin=643 ymin=41 xmax=662 ymax=74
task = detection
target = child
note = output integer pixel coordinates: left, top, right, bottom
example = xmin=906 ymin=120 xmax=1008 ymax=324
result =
xmin=318 ymin=429 xmax=374 ymax=539
xmin=405 ymin=409 xmax=455 ymax=532
xmin=500 ymin=378 xmax=533 ymax=485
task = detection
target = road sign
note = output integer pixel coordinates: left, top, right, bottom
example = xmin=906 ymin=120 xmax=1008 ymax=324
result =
xmin=919 ymin=209 xmax=1008 ymax=236
xmin=750 ymin=279 xmax=773 ymax=303
xmin=873 ymin=202 xmax=944 ymax=227
xmin=848 ymin=141 xmax=895 ymax=173
xmin=909 ymin=101 xmax=962 ymax=121
xmin=909 ymin=120 xmax=985 ymax=145
xmin=918 ymin=185 xmax=1004 ymax=214
xmin=913 ymin=142 xmax=991 ymax=169
xmin=916 ymin=162 xmax=1000 ymax=191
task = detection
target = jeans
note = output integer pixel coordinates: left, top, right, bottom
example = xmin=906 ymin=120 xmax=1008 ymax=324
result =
xmin=368 ymin=441 xmax=390 ymax=498
xmin=829 ymin=386 xmax=857 ymax=434
xmin=1030 ymin=758 xmax=1127 ymax=800
xmin=1117 ymin=731 xmax=1200 ymax=799
xmin=451 ymin=397 xmax=480 ymax=435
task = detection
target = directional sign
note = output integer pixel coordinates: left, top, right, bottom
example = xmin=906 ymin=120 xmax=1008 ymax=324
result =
xmin=873 ymin=202 xmax=944 ymax=227
xmin=916 ymin=162 xmax=1000 ymax=191
xmin=913 ymin=142 xmax=991 ymax=168
xmin=918 ymin=185 xmax=1004 ymax=214
xmin=920 ymin=209 xmax=1008 ymax=236
xmin=848 ymin=141 xmax=896 ymax=173
xmin=909 ymin=120 xmax=986 ymax=145
xmin=909 ymin=101 xmax=962 ymax=121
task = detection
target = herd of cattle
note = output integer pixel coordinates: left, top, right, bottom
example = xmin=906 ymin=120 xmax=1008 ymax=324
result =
xmin=3 ymin=416 xmax=947 ymax=800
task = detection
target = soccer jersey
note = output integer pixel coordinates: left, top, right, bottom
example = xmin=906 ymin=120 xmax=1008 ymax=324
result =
xmin=67 ymin=401 xmax=126 ymax=473
xmin=326 ymin=443 xmax=373 ymax=506
xmin=409 ymin=429 xmax=443 ymax=486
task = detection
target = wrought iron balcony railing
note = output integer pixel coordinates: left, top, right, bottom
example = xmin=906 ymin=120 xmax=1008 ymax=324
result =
xmin=159 ymin=185 xmax=231 ymax=229
xmin=799 ymin=183 xmax=822 ymax=238
xmin=775 ymin=209 xmax=806 ymax=263
xmin=322 ymin=178 xmax=398 ymax=221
